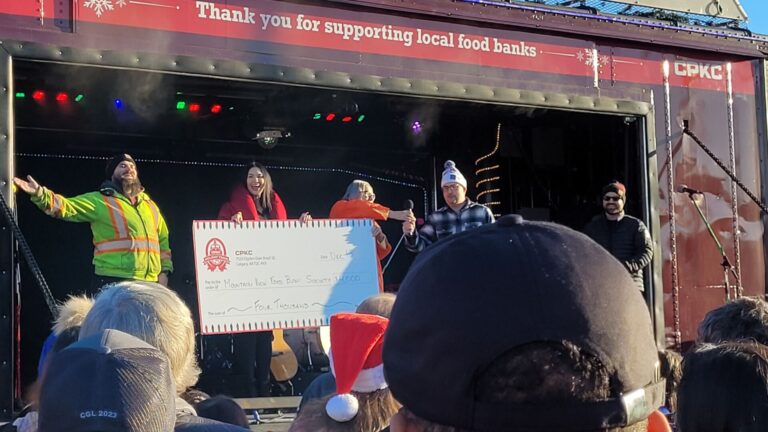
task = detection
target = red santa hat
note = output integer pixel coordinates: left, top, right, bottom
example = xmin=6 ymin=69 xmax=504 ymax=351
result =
xmin=325 ymin=312 xmax=389 ymax=422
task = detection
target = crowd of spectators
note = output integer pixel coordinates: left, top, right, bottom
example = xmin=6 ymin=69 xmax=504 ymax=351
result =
xmin=7 ymin=212 xmax=768 ymax=432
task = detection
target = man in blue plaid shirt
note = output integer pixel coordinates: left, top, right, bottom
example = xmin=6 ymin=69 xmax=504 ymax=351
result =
xmin=403 ymin=160 xmax=494 ymax=253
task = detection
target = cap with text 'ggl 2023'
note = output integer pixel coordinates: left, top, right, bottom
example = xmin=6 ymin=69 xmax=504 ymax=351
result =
xmin=38 ymin=329 xmax=176 ymax=432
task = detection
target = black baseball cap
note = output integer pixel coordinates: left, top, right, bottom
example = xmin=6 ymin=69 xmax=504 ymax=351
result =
xmin=38 ymin=329 xmax=176 ymax=432
xmin=383 ymin=214 xmax=663 ymax=431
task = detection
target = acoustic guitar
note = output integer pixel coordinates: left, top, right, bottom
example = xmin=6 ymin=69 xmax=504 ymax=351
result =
xmin=270 ymin=329 xmax=299 ymax=382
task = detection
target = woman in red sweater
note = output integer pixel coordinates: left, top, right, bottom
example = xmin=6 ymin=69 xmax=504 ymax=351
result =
xmin=217 ymin=161 xmax=309 ymax=396
xmin=329 ymin=180 xmax=412 ymax=291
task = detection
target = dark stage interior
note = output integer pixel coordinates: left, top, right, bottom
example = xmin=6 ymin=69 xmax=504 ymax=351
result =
xmin=11 ymin=61 xmax=645 ymax=395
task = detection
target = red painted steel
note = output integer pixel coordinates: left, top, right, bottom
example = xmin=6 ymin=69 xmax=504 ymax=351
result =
xmin=0 ymin=0 xmax=765 ymax=350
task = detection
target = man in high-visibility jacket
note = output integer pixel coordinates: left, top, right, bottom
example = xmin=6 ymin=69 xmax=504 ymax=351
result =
xmin=14 ymin=154 xmax=173 ymax=291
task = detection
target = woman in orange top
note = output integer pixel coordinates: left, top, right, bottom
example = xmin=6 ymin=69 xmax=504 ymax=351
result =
xmin=329 ymin=180 xmax=413 ymax=291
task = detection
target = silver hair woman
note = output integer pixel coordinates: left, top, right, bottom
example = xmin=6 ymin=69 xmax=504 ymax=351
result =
xmin=342 ymin=180 xmax=375 ymax=201
xmin=330 ymin=180 xmax=413 ymax=291
xmin=79 ymin=281 xmax=201 ymax=394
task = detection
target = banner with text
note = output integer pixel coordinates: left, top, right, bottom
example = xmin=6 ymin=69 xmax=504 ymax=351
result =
xmin=0 ymin=1 xmax=755 ymax=94
xmin=193 ymin=218 xmax=379 ymax=335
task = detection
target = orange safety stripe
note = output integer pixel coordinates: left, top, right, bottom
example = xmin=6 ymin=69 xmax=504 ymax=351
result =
xmin=147 ymin=200 xmax=160 ymax=232
xmin=101 ymin=195 xmax=120 ymax=237
xmin=94 ymin=239 xmax=160 ymax=254
xmin=94 ymin=248 xmax=161 ymax=256
xmin=101 ymin=196 xmax=129 ymax=238
xmin=112 ymin=198 xmax=130 ymax=236
xmin=50 ymin=194 xmax=63 ymax=215
xmin=94 ymin=236 xmax=159 ymax=245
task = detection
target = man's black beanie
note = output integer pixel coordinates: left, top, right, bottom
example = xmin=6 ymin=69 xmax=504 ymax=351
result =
xmin=105 ymin=154 xmax=136 ymax=178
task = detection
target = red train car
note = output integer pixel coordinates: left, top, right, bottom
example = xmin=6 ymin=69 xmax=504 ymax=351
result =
xmin=0 ymin=0 xmax=766 ymax=418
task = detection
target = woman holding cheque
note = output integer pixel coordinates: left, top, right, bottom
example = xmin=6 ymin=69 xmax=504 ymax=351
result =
xmin=329 ymin=180 xmax=413 ymax=291
xmin=217 ymin=161 xmax=310 ymax=396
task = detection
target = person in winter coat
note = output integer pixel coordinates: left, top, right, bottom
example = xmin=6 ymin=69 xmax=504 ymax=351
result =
xmin=329 ymin=180 xmax=413 ymax=291
xmin=583 ymin=181 xmax=653 ymax=291
xmin=217 ymin=161 xmax=310 ymax=397
xmin=402 ymin=161 xmax=494 ymax=253
xmin=14 ymin=154 xmax=173 ymax=292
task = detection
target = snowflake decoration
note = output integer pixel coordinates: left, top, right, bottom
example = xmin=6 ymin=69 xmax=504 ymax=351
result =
xmin=84 ymin=0 xmax=127 ymax=18
xmin=576 ymin=49 xmax=609 ymax=67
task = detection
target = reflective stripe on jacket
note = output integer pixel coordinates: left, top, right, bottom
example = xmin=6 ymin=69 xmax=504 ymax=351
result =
xmin=31 ymin=185 xmax=173 ymax=281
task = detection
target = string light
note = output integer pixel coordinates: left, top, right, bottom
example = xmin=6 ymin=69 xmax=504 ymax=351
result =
xmin=474 ymin=123 xmax=503 ymax=215
xmin=476 ymin=177 xmax=501 ymax=187
xmin=16 ymin=153 xmax=430 ymax=216
xmin=475 ymin=165 xmax=500 ymax=175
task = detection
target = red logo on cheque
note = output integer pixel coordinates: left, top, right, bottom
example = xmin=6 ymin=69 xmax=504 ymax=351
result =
xmin=203 ymin=238 xmax=230 ymax=272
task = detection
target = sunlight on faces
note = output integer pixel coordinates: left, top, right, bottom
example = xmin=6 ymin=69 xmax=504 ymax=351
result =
xmin=602 ymin=193 xmax=624 ymax=215
xmin=112 ymin=161 xmax=137 ymax=182
xmin=442 ymin=183 xmax=466 ymax=206
xmin=246 ymin=167 xmax=266 ymax=197
xmin=361 ymin=186 xmax=376 ymax=202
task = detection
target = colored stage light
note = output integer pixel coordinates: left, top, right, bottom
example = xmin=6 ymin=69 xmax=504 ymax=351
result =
xmin=210 ymin=104 xmax=222 ymax=114
xmin=55 ymin=92 xmax=69 ymax=102
xmin=32 ymin=91 xmax=45 ymax=101
xmin=357 ymin=114 xmax=365 ymax=123
xmin=411 ymin=121 xmax=423 ymax=134
xmin=189 ymin=103 xmax=201 ymax=112
xmin=75 ymin=94 xmax=84 ymax=102
xmin=15 ymin=92 xmax=25 ymax=98
xmin=325 ymin=113 xmax=336 ymax=121
xmin=342 ymin=116 xmax=353 ymax=122
xmin=176 ymin=101 xmax=186 ymax=110
xmin=114 ymin=99 xmax=123 ymax=109
xmin=313 ymin=113 xmax=322 ymax=120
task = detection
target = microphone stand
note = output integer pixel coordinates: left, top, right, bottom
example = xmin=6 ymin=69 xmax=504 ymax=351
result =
xmin=382 ymin=233 xmax=406 ymax=273
xmin=383 ymin=203 xmax=415 ymax=274
xmin=683 ymin=190 xmax=740 ymax=301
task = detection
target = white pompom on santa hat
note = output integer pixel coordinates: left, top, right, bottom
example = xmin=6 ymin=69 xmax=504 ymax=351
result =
xmin=325 ymin=312 xmax=389 ymax=423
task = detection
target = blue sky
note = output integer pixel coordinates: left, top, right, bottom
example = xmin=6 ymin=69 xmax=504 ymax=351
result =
xmin=740 ymin=0 xmax=768 ymax=35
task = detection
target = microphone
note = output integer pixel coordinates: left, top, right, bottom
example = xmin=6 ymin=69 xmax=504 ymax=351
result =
xmin=404 ymin=199 xmax=423 ymax=225
xmin=679 ymin=185 xmax=704 ymax=195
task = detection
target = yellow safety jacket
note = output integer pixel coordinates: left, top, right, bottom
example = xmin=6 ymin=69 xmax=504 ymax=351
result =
xmin=31 ymin=182 xmax=173 ymax=281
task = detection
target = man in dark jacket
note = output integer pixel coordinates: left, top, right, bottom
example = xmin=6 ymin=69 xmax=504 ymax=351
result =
xmin=584 ymin=181 xmax=653 ymax=290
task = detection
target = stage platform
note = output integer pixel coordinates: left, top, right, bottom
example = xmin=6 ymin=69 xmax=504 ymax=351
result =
xmin=236 ymin=396 xmax=299 ymax=431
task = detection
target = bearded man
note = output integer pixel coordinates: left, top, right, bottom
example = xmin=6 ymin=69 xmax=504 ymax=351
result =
xmin=14 ymin=154 xmax=173 ymax=292
xmin=583 ymin=181 xmax=653 ymax=291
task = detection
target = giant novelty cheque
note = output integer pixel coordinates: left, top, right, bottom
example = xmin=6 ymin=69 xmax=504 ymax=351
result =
xmin=193 ymin=218 xmax=380 ymax=334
